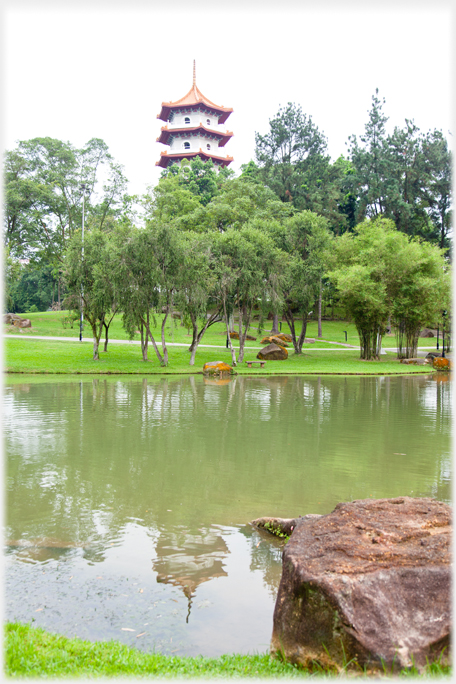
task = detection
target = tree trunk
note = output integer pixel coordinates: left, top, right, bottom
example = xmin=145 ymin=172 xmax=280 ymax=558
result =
xmin=317 ymin=280 xmax=322 ymax=338
xmin=103 ymin=322 xmax=109 ymax=352
xmin=223 ymin=297 xmax=237 ymax=366
xmin=188 ymin=309 xmax=222 ymax=366
xmin=284 ymin=309 xmax=300 ymax=354
xmin=237 ymin=304 xmax=252 ymax=364
xmin=271 ymin=313 xmax=279 ymax=335
xmin=140 ymin=321 xmax=148 ymax=361
xmin=141 ymin=312 xmax=165 ymax=366
xmin=161 ymin=308 xmax=169 ymax=366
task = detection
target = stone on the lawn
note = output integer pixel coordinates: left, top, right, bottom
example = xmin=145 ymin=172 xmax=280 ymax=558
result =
xmin=257 ymin=343 xmax=288 ymax=361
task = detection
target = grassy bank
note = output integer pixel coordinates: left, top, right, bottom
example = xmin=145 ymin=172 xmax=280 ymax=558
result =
xmin=4 ymin=310 xmax=442 ymax=349
xmin=4 ymin=623 xmax=451 ymax=678
xmin=4 ymin=337 xmax=435 ymax=375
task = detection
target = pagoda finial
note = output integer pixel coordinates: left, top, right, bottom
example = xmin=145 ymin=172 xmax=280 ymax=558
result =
xmin=193 ymin=59 xmax=196 ymax=86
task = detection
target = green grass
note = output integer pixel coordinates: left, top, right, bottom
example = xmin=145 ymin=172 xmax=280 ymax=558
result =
xmin=4 ymin=336 xmax=435 ymax=375
xmin=5 ymin=310 xmax=442 ymax=350
xmin=4 ymin=623 xmax=451 ymax=678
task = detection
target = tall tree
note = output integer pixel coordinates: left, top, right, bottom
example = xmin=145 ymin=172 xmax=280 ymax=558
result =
xmin=255 ymin=102 xmax=328 ymax=208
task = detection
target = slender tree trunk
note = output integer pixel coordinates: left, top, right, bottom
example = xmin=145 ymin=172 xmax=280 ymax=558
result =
xmin=237 ymin=304 xmax=252 ymax=364
xmin=297 ymin=315 xmax=308 ymax=353
xmin=140 ymin=320 xmax=148 ymax=361
xmin=317 ymin=280 xmax=322 ymax=338
xmin=271 ymin=313 xmax=279 ymax=334
xmin=223 ymin=297 xmax=237 ymax=366
xmin=90 ymin=318 xmax=104 ymax=361
xmin=188 ymin=309 xmax=222 ymax=366
xmin=58 ymin=276 xmax=61 ymax=308
xmin=161 ymin=308 xmax=169 ymax=366
xmin=141 ymin=312 xmax=165 ymax=366
xmin=103 ymin=322 xmax=109 ymax=352
xmin=284 ymin=309 xmax=299 ymax=353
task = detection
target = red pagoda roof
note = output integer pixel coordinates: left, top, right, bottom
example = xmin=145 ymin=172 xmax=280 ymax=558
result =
xmin=156 ymin=124 xmax=233 ymax=148
xmin=156 ymin=150 xmax=234 ymax=169
xmin=157 ymin=64 xmax=233 ymax=125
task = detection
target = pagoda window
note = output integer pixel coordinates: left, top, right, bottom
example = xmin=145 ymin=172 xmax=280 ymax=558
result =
xmin=206 ymin=118 xmax=211 ymax=126
xmin=184 ymin=117 xmax=191 ymax=125
xmin=206 ymin=143 xmax=211 ymax=151
xmin=183 ymin=141 xmax=191 ymax=150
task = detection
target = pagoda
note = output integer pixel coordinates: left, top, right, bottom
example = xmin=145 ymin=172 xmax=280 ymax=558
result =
xmin=156 ymin=62 xmax=233 ymax=169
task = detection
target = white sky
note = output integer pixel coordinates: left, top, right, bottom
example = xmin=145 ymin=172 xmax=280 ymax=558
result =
xmin=2 ymin=0 xmax=454 ymax=198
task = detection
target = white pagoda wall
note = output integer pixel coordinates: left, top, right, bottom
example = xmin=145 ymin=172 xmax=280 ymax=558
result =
xmin=168 ymin=135 xmax=222 ymax=153
xmin=170 ymin=111 xmax=219 ymax=129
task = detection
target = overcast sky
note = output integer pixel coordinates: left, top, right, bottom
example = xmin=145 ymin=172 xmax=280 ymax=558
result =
xmin=3 ymin=0 xmax=454 ymax=197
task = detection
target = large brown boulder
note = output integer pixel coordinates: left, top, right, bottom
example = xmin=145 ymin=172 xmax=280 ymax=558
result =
xmin=271 ymin=497 xmax=451 ymax=673
xmin=257 ymin=343 xmax=288 ymax=361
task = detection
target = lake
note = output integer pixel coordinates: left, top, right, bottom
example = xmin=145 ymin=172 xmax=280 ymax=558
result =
xmin=4 ymin=373 xmax=451 ymax=657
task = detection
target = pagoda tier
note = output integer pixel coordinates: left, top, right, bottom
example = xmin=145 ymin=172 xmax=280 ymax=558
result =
xmin=157 ymin=124 xmax=233 ymax=148
xmin=157 ymin=82 xmax=233 ymax=125
xmin=156 ymin=61 xmax=233 ymax=169
xmin=156 ymin=150 xmax=234 ymax=170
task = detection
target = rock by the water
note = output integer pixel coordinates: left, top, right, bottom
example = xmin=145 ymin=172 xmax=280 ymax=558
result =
xmin=257 ymin=343 xmax=288 ymax=361
xmin=203 ymin=361 xmax=233 ymax=374
xmin=251 ymin=515 xmax=323 ymax=538
xmin=433 ymin=357 xmax=452 ymax=371
xmin=271 ymin=497 xmax=451 ymax=672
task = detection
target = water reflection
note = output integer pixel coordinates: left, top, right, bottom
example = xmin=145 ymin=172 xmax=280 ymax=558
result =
xmin=4 ymin=374 xmax=451 ymax=655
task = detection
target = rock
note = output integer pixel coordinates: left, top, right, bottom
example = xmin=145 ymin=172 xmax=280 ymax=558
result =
xmin=275 ymin=333 xmax=292 ymax=343
xmin=261 ymin=336 xmax=274 ymax=344
xmin=419 ymin=328 xmax=436 ymax=338
xmin=229 ymin=331 xmax=239 ymax=339
xmin=251 ymin=515 xmax=323 ymax=538
xmin=257 ymin=343 xmax=288 ymax=361
xmin=271 ymin=336 xmax=289 ymax=347
xmin=400 ymin=358 xmax=427 ymax=365
xmin=11 ymin=316 xmax=32 ymax=328
xmin=304 ymin=338 xmax=315 ymax=343
xmin=246 ymin=334 xmax=257 ymax=341
xmin=271 ymin=497 xmax=451 ymax=673
xmin=433 ymin=357 xmax=452 ymax=371
xmin=202 ymin=361 xmax=233 ymax=375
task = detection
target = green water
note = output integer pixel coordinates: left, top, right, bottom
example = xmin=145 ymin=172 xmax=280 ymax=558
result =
xmin=4 ymin=374 xmax=451 ymax=656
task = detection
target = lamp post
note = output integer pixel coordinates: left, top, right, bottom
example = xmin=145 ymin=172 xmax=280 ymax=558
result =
xmin=79 ymin=184 xmax=86 ymax=342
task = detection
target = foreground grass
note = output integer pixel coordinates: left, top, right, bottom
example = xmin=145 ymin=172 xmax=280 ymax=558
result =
xmin=4 ymin=337 xmax=435 ymax=375
xmin=4 ymin=623 xmax=451 ymax=678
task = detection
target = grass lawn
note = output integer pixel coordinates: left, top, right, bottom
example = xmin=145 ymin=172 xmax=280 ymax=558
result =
xmin=4 ymin=623 xmax=450 ymax=678
xmin=4 ymin=336 xmax=435 ymax=375
xmin=5 ymin=310 xmax=443 ymax=349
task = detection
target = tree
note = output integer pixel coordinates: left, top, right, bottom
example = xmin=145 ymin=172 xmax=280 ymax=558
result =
xmin=328 ymin=217 xmax=450 ymax=360
xmin=4 ymin=137 xmax=129 ymax=305
xmin=64 ymin=228 xmax=119 ymax=360
xmin=115 ymin=223 xmax=182 ymax=366
xmin=348 ymin=93 xmax=452 ymax=248
xmin=212 ymin=226 xmax=286 ymax=363
xmin=347 ymin=89 xmax=389 ymax=222
xmin=269 ymin=212 xmax=331 ymax=353
xmin=173 ymin=232 xmax=223 ymax=366
xmin=255 ymin=102 xmax=328 ymax=208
